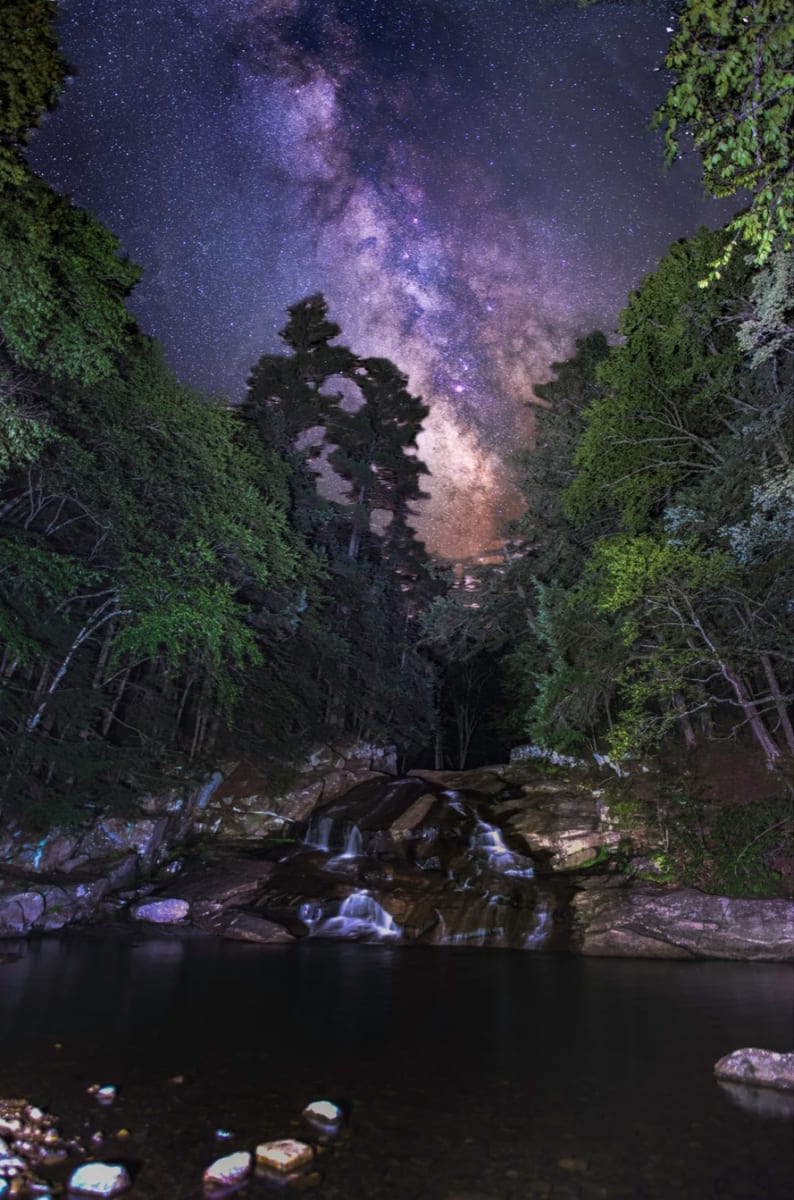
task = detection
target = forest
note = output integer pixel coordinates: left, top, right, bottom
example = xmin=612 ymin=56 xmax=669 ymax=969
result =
xmin=0 ymin=0 xmax=791 ymax=855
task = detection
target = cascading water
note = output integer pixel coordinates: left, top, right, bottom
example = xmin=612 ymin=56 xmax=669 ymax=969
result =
xmin=524 ymin=898 xmax=551 ymax=948
xmin=339 ymin=822 xmax=363 ymax=859
xmin=309 ymin=890 xmax=402 ymax=941
xmin=257 ymin=777 xmax=563 ymax=952
xmin=470 ymin=820 xmax=535 ymax=878
xmin=303 ymin=813 xmax=334 ymax=851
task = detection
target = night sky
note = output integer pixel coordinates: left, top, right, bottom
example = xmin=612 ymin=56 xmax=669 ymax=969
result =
xmin=29 ymin=0 xmax=738 ymax=558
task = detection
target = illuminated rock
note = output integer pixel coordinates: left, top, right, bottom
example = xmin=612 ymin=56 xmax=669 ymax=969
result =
xmin=714 ymin=1048 xmax=794 ymax=1090
xmin=202 ymin=1150 xmax=251 ymax=1190
xmin=255 ymin=1138 xmax=313 ymax=1173
xmin=302 ymin=1099 xmax=342 ymax=1125
xmin=130 ymin=898 xmax=190 ymax=924
xmin=68 ymin=1161 xmax=131 ymax=1196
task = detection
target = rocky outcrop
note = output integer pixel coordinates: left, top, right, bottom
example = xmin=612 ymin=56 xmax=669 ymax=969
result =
xmin=572 ymin=881 xmax=794 ymax=961
xmin=0 ymin=741 xmax=395 ymax=937
xmin=0 ymin=878 xmax=110 ymax=938
xmin=1 ymin=756 xmax=791 ymax=962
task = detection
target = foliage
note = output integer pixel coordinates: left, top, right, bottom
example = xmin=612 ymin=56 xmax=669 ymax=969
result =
xmin=654 ymin=0 xmax=794 ymax=268
xmin=0 ymin=168 xmax=141 ymax=385
xmin=0 ymin=0 xmax=67 ymax=184
xmin=708 ymin=795 xmax=793 ymax=896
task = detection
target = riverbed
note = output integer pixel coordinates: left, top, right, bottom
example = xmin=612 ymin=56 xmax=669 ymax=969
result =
xmin=1 ymin=932 xmax=791 ymax=1199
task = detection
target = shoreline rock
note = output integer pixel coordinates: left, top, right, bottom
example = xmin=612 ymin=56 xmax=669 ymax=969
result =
xmin=714 ymin=1048 xmax=794 ymax=1090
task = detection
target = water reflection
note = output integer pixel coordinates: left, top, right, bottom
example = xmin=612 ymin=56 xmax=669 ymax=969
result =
xmin=0 ymin=935 xmax=791 ymax=1200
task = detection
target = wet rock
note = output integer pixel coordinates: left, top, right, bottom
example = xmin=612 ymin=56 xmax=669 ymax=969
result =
xmin=0 ymin=891 xmax=45 ymax=935
xmin=573 ymin=886 xmax=794 ymax=961
xmin=389 ymin=794 xmax=437 ymax=839
xmin=277 ymin=780 xmax=325 ymax=823
xmin=203 ymin=1150 xmax=252 ymax=1190
xmin=68 ymin=1162 xmax=132 ymax=1196
xmin=162 ymin=860 xmax=275 ymax=911
xmin=79 ymin=817 xmax=171 ymax=874
xmin=714 ymin=1048 xmax=794 ymax=1090
xmin=302 ymin=1100 xmax=343 ymax=1125
xmin=0 ymin=880 xmax=110 ymax=937
xmin=130 ymin=897 xmax=190 ymax=924
xmin=255 ymin=1139 xmax=313 ymax=1173
xmin=217 ymin=911 xmax=294 ymax=943
xmin=408 ymin=768 xmax=506 ymax=795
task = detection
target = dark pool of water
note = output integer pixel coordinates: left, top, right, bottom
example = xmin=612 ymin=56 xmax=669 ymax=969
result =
xmin=0 ymin=932 xmax=792 ymax=1199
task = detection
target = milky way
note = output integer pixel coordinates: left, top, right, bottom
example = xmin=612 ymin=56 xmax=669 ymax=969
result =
xmin=30 ymin=0 xmax=738 ymax=558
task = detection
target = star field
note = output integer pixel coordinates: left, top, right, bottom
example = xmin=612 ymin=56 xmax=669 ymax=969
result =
xmin=30 ymin=0 xmax=738 ymax=557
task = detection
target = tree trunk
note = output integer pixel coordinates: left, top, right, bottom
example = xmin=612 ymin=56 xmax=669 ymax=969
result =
xmin=692 ymin=618 xmax=780 ymax=769
xmin=760 ymin=654 xmax=794 ymax=755
xmin=674 ymin=692 xmax=697 ymax=750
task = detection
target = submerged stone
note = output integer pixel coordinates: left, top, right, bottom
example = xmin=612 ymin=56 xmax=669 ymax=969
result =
xmin=203 ymin=1150 xmax=251 ymax=1190
xmin=255 ymin=1138 xmax=313 ymax=1173
xmin=303 ymin=1099 xmax=343 ymax=1125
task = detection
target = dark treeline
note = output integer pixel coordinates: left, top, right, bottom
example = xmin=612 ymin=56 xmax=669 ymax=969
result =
xmin=423 ymin=230 xmax=793 ymax=770
xmin=0 ymin=3 xmax=443 ymax=824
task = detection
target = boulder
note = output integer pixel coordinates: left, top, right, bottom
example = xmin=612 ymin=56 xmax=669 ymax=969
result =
xmin=0 ymin=879 xmax=110 ymax=937
xmin=573 ymin=885 xmax=794 ymax=961
xmin=714 ymin=1048 xmax=794 ymax=1091
xmin=68 ymin=1162 xmax=131 ymax=1196
xmin=131 ymin=898 xmax=190 ymax=924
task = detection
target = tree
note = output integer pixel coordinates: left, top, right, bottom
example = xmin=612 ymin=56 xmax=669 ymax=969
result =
xmin=559 ymin=227 xmax=792 ymax=766
xmin=243 ymin=295 xmax=436 ymax=755
xmin=654 ymin=0 xmax=793 ymax=268
xmin=0 ymin=0 xmax=67 ymax=184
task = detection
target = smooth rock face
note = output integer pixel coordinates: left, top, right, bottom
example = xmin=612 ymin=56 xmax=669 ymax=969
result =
xmin=714 ymin=1048 xmax=794 ymax=1090
xmin=68 ymin=1162 xmax=131 ymax=1196
xmin=130 ymin=897 xmax=190 ymax=924
xmin=573 ymin=885 xmax=794 ymax=961
xmin=389 ymin=794 xmax=437 ymax=839
xmin=496 ymin=791 xmax=624 ymax=870
xmin=255 ymin=1139 xmax=313 ymax=1173
xmin=203 ymin=1150 xmax=252 ymax=1188
xmin=216 ymin=911 xmax=295 ymax=944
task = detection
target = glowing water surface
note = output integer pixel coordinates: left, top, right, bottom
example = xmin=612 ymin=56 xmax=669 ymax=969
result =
xmin=0 ymin=933 xmax=791 ymax=1200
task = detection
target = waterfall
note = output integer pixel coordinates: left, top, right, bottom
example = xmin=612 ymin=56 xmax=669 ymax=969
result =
xmin=303 ymin=814 xmax=334 ymax=851
xmin=340 ymin=822 xmax=363 ymax=859
xmin=470 ymin=820 xmax=534 ymax=878
xmin=311 ymin=890 xmax=401 ymax=940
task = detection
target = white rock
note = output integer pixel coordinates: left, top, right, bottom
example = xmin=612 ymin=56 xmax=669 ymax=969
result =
xmin=68 ymin=1162 xmax=131 ymax=1196
xmin=95 ymin=1086 xmax=117 ymax=1106
xmin=131 ymin=898 xmax=190 ymax=924
xmin=202 ymin=1150 xmax=251 ymax=1189
xmin=255 ymin=1138 xmax=313 ymax=1173
xmin=302 ymin=1099 xmax=342 ymax=1124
